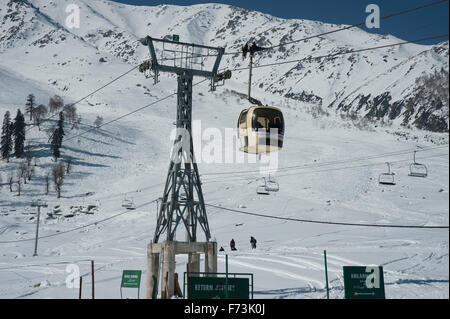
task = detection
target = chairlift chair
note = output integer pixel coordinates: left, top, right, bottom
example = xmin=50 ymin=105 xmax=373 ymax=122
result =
xmin=379 ymin=162 xmax=396 ymax=186
xmin=122 ymin=195 xmax=136 ymax=210
xmin=256 ymin=178 xmax=270 ymax=195
xmin=265 ymin=174 xmax=280 ymax=192
xmin=409 ymin=151 xmax=428 ymax=178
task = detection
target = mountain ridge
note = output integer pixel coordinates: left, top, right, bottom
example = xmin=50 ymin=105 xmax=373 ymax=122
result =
xmin=0 ymin=0 xmax=448 ymax=131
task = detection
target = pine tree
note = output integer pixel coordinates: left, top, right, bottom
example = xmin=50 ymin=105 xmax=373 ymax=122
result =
xmin=1 ymin=111 xmax=13 ymax=162
xmin=51 ymin=112 xmax=65 ymax=160
xmin=57 ymin=111 xmax=65 ymax=143
xmin=51 ymin=129 xmax=61 ymax=159
xmin=13 ymin=109 xmax=26 ymax=158
xmin=33 ymin=104 xmax=47 ymax=130
xmin=25 ymin=94 xmax=36 ymax=122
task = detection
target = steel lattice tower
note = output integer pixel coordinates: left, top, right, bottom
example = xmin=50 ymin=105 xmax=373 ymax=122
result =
xmin=139 ymin=36 xmax=231 ymax=244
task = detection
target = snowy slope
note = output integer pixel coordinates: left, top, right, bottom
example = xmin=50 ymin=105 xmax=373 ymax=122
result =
xmin=0 ymin=65 xmax=60 ymax=107
xmin=0 ymin=0 xmax=448 ymax=299
xmin=0 ymin=83 xmax=448 ymax=299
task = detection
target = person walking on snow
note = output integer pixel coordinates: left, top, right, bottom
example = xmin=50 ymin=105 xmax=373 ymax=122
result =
xmin=230 ymin=239 xmax=237 ymax=251
xmin=250 ymin=236 xmax=257 ymax=249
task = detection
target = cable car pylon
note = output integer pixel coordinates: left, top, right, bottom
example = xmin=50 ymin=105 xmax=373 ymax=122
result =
xmin=139 ymin=36 xmax=231 ymax=299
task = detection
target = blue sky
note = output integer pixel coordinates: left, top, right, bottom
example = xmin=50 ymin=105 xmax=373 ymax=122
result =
xmin=112 ymin=0 xmax=449 ymax=44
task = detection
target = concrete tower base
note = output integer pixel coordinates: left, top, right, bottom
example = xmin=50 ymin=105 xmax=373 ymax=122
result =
xmin=146 ymin=241 xmax=217 ymax=299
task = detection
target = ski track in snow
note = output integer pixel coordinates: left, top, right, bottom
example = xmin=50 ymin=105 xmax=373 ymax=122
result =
xmin=218 ymin=255 xmax=325 ymax=288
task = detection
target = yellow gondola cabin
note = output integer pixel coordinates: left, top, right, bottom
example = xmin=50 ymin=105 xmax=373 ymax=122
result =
xmin=238 ymin=106 xmax=285 ymax=154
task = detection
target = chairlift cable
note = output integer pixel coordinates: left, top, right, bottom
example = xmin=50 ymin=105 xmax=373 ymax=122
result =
xmin=200 ymin=152 xmax=448 ymax=183
xmin=185 ymin=0 xmax=449 ymax=57
xmin=63 ymin=78 xmax=209 ymax=143
xmin=263 ymin=0 xmax=449 ymax=51
xmin=24 ymin=1 xmax=450 ymax=137
xmin=205 ymin=203 xmax=450 ymax=229
xmin=25 ymin=64 xmax=141 ymax=134
xmin=2 ymin=153 xmax=447 ymax=244
xmin=231 ymin=34 xmax=449 ymax=73
xmin=56 ymin=33 xmax=448 ymax=143
xmin=202 ymin=145 xmax=449 ymax=177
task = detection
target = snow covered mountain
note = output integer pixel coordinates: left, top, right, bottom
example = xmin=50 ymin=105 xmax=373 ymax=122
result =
xmin=0 ymin=0 xmax=448 ymax=132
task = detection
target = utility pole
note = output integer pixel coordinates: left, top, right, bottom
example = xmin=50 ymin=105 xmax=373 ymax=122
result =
xmin=31 ymin=200 xmax=48 ymax=257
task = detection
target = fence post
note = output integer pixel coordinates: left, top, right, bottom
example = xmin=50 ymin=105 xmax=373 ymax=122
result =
xmin=79 ymin=276 xmax=82 ymax=299
xmin=324 ymin=250 xmax=330 ymax=299
xmin=186 ymin=263 xmax=190 ymax=299
xmin=91 ymin=260 xmax=95 ymax=299
xmin=225 ymin=255 xmax=229 ymax=299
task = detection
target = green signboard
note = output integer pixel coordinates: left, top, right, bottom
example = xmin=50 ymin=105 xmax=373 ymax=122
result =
xmin=172 ymin=34 xmax=180 ymax=42
xmin=343 ymin=266 xmax=385 ymax=299
xmin=120 ymin=270 xmax=142 ymax=299
xmin=188 ymin=277 xmax=250 ymax=299
xmin=121 ymin=270 xmax=142 ymax=288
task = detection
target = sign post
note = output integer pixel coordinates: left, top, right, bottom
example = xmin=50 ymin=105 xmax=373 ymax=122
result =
xmin=188 ymin=276 xmax=251 ymax=299
xmin=121 ymin=270 xmax=142 ymax=299
xmin=31 ymin=200 xmax=47 ymax=257
xmin=172 ymin=34 xmax=180 ymax=42
xmin=184 ymin=271 xmax=253 ymax=299
xmin=343 ymin=266 xmax=385 ymax=299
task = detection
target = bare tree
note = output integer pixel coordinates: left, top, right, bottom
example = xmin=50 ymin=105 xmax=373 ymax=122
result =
xmin=63 ymin=104 xmax=77 ymax=127
xmin=52 ymin=163 xmax=65 ymax=199
xmin=44 ymin=171 xmax=50 ymax=195
xmin=45 ymin=125 xmax=56 ymax=141
xmin=7 ymin=172 xmax=14 ymax=192
xmin=23 ymin=144 xmax=35 ymax=181
xmin=65 ymin=157 xmax=73 ymax=174
xmin=94 ymin=116 xmax=104 ymax=129
xmin=71 ymin=115 xmax=82 ymax=130
xmin=16 ymin=171 xmax=22 ymax=196
xmin=18 ymin=161 xmax=27 ymax=186
xmin=49 ymin=95 xmax=64 ymax=114
xmin=26 ymin=164 xmax=35 ymax=182
xmin=16 ymin=162 xmax=27 ymax=196
xmin=25 ymin=144 xmax=33 ymax=168
xmin=33 ymin=104 xmax=48 ymax=130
